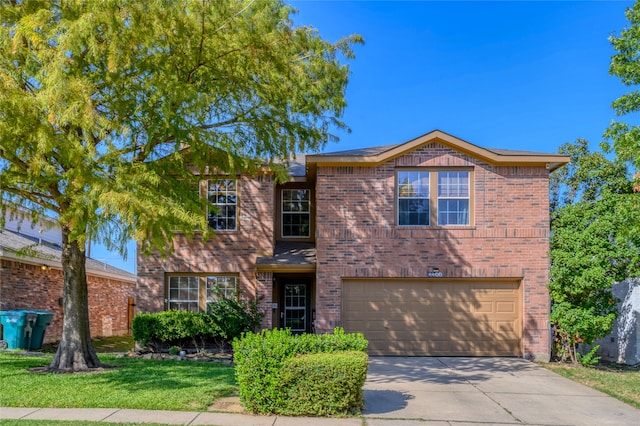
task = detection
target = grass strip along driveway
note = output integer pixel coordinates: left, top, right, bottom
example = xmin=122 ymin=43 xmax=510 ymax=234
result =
xmin=0 ymin=352 xmax=236 ymax=411
xmin=544 ymin=362 xmax=640 ymax=410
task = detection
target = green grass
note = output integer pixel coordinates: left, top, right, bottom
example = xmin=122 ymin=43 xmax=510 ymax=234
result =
xmin=544 ymin=362 xmax=640 ymax=409
xmin=0 ymin=352 xmax=236 ymax=411
xmin=40 ymin=336 xmax=136 ymax=354
xmin=90 ymin=336 xmax=136 ymax=353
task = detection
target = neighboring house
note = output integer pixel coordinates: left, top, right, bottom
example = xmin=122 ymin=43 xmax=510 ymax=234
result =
xmin=137 ymin=130 xmax=569 ymax=361
xmin=0 ymin=212 xmax=137 ymax=343
xmin=596 ymin=279 xmax=640 ymax=365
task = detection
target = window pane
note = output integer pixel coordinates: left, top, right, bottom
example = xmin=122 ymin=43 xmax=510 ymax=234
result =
xmin=438 ymin=171 xmax=469 ymax=197
xmin=282 ymin=189 xmax=311 ymax=237
xmin=397 ymin=172 xmax=430 ymax=227
xmin=438 ymin=199 xmax=469 ymax=225
xmin=167 ymin=276 xmax=200 ymax=311
xmin=206 ymin=276 xmax=237 ymax=303
xmin=437 ymin=172 xmax=470 ymax=226
xmin=208 ymin=179 xmax=237 ymax=230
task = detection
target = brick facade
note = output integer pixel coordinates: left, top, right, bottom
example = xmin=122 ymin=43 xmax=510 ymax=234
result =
xmin=136 ymin=173 xmax=275 ymax=329
xmin=315 ymin=142 xmax=552 ymax=360
xmin=0 ymin=259 xmax=136 ymax=343
xmin=135 ymin=131 xmax=566 ymax=360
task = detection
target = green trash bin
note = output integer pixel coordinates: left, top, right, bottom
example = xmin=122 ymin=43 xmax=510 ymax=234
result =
xmin=25 ymin=310 xmax=54 ymax=350
xmin=0 ymin=310 xmax=37 ymax=350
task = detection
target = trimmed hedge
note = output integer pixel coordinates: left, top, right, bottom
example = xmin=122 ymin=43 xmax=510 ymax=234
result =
xmin=279 ymin=351 xmax=368 ymax=416
xmin=232 ymin=328 xmax=368 ymax=415
xmin=133 ymin=310 xmax=214 ymax=351
xmin=132 ymin=297 xmax=262 ymax=351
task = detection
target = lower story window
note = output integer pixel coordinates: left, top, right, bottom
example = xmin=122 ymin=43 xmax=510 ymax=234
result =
xmin=206 ymin=276 xmax=238 ymax=310
xmin=167 ymin=276 xmax=200 ymax=312
xmin=167 ymin=274 xmax=238 ymax=312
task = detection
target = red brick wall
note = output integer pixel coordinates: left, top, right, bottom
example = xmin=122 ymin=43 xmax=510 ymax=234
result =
xmin=0 ymin=259 xmax=136 ymax=343
xmin=315 ymin=142 xmax=552 ymax=361
xmin=136 ymin=174 xmax=275 ymax=329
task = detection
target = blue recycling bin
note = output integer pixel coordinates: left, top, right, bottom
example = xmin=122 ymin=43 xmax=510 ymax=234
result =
xmin=0 ymin=310 xmax=37 ymax=350
xmin=24 ymin=310 xmax=54 ymax=350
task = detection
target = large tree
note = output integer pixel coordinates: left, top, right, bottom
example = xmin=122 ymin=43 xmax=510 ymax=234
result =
xmin=0 ymin=0 xmax=361 ymax=372
xmin=549 ymin=140 xmax=640 ymax=363
xmin=605 ymin=0 xmax=640 ymax=169
xmin=548 ymin=0 xmax=640 ymax=365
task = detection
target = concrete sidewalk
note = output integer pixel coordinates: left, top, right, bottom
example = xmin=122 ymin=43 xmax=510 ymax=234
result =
xmin=2 ymin=357 xmax=640 ymax=425
xmin=0 ymin=407 xmax=360 ymax=425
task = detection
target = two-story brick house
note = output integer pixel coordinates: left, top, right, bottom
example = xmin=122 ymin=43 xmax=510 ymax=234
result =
xmin=137 ymin=130 xmax=569 ymax=361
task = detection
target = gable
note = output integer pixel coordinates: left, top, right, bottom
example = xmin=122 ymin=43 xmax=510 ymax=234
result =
xmin=306 ymin=130 xmax=570 ymax=172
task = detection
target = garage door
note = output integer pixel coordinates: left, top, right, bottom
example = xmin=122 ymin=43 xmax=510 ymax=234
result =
xmin=342 ymin=279 xmax=522 ymax=356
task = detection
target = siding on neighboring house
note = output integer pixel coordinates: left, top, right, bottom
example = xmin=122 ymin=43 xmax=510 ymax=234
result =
xmin=1 ymin=212 xmax=137 ymax=344
xmin=0 ymin=259 xmax=136 ymax=342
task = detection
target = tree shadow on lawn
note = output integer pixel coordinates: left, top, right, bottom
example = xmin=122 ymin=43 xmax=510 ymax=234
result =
xmin=93 ymin=357 xmax=236 ymax=392
xmin=2 ymin=352 xmax=235 ymax=394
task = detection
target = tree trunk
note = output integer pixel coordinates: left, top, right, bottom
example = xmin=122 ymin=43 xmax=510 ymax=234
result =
xmin=48 ymin=225 xmax=103 ymax=372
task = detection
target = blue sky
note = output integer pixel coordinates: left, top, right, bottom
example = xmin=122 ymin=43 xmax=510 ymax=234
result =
xmin=95 ymin=0 xmax=636 ymax=274
xmin=292 ymin=0 xmax=635 ymax=152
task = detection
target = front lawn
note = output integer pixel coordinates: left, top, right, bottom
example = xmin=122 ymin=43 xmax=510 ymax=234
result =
xmin=544 ymin=362 xmax=640 ymax=409
xmin=0 ymin=352 xmax=236 ymax=411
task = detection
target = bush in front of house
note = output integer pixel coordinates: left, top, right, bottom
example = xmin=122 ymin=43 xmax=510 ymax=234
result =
xmin=132 ymin=310 xmax=214 ymax=351
xmin=279 ymin=351 xmax=368 ymax=416
xmin=132 ymin=296 xmax=263 ymax=352
xmin=206 ymin=292 xmax=263 ymax=341
xmin=232 ymin=328 xmax=368 ymax=415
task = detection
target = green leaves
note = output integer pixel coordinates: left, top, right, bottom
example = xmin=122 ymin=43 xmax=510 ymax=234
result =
xmin=1 ymin=0 xmax=362 ymax=256
xmin=232 ymin=328 xmax=368 ymax=414
xmin=549 ymin=138 xmax=640 ymax=363
xmin=606 ymin=1 xmax=640 ymax=170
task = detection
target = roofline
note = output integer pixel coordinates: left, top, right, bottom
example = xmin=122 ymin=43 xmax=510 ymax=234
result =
xmin=0 ymin=248 xmax=137 ymax=283
xmin=306 ymin=130 xmax=570 ymax=172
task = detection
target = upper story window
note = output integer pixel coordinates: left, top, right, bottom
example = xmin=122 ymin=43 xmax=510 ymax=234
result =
xmin=398 ymin=171 xmax=430 ymax=226
xmin=397 ymin=169 xmax=471 ymax=227
xmin=437 ymin=171 xmax=470 ymax=226
xmin=207 ymin=179 xmax=237 ymax=231
xmin=282 ymin=189 xmax=310 ymax=237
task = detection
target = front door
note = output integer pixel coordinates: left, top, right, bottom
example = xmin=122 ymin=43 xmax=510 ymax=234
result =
xmin=283 ymin=284 xmax=307 ymax=333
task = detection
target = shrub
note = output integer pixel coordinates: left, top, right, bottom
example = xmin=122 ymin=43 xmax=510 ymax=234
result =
xmin=577 ymin=344 xmax=601 ymax=367
xmin=279 ymin=351 xmax=368 ymax=416
xmin=206 ymin=292 xmax=263 ymax=341
xmin=132 ymin=310 xmax=217 ymax=351
xmin=132 ymin=296 xmax=263 ymax=352
xmin=232 ymin=328 xmax=368 ymax=414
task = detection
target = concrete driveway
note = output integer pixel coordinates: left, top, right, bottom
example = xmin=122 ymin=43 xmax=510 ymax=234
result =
xmin=364 ymin=357 xmax=640 ymax=426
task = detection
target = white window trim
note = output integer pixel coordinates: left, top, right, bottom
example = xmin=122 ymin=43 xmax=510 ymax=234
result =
xmin=207 ymin=178 xmax=238 ymax=231
xmin=281 ymin=189 xmax=311 ymax=238
xmin=396 ymin=168 xmax=473 ymax=227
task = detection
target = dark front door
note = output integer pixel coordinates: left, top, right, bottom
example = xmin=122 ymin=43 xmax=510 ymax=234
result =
xmin=283 ymin=283 xmax=308 ymax=333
